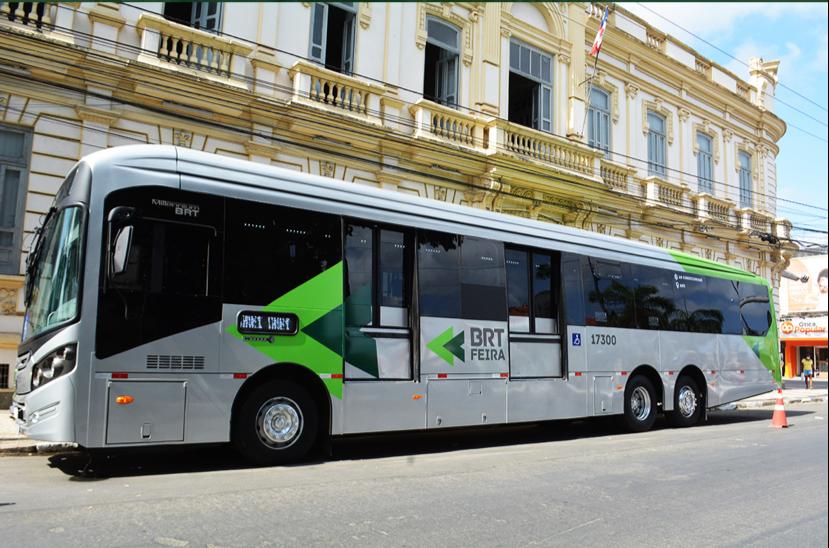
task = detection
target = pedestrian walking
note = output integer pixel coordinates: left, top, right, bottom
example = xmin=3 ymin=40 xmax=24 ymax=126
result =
xmin=801 ymin=354 xmax=815 ymax=389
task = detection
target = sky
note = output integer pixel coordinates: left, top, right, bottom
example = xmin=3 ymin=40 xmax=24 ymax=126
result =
xmin=620 ymin=2 xmax=829 ymax=250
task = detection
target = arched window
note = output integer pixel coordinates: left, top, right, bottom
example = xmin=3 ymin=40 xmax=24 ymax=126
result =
xmin=423 ymin=17 xmax=460 ymax=107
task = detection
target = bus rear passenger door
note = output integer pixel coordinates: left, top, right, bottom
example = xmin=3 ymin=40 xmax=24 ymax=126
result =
xmin=505 ymin=248 xmax=562 ymax=378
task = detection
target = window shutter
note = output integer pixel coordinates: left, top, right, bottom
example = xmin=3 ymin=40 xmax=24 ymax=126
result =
xmin=342 ymin=14 xmax=355 ymax=74
xmin=309 ymin=3 xmax=328 ymax=64
xmin=541 ymin=85 xmax=552 ymax=132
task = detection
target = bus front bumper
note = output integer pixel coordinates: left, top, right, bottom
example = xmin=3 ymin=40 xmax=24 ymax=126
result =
xmin=10 ymin=374 xmax=76 ymax=444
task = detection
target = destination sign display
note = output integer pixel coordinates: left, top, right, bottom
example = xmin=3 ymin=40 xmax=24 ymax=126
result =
xmin=237 ymin=311 xmax=298 ymax=336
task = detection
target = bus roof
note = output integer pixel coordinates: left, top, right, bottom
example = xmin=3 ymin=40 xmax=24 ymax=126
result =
xmin=83 ymin=145 xmax=767 ymax=285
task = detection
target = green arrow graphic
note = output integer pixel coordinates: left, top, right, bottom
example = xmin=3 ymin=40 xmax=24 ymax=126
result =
xmin=427 ymin=327 xmax=465 ymax=366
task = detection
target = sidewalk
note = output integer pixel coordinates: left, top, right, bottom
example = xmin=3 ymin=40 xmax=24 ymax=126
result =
xmin=0 ymin=413 xmax=76 ymax=455
xmin=732 ymin=388 xmax=828 ymax=409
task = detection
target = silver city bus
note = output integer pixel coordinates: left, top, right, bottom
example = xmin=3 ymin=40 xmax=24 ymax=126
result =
xmin=12 ymin=146 xmax=780 ymax=464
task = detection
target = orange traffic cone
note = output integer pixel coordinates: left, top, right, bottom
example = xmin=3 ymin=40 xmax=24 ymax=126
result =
xmin=770 ymin=389 xmax=789 ymax=428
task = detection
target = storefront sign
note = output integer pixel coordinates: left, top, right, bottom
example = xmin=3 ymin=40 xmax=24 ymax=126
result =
xmin=779 ymin=316 xmax=828 ymax=339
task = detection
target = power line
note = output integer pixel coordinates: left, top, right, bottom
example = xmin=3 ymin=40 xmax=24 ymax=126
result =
xmin=5 ymin=44 xmax=824 ymax=242
xmin=4 ymin=13 xmax=824 ymax=216
xmin=2 ymin=38 xmax=825 ymax=247
xmin=634 ymin=2 xmax=829 ymax=119
xmin=3 ymin=72 xmax=807 ymax=258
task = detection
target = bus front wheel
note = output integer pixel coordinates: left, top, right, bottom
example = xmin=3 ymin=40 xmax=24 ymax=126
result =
xmin=232 ymin=380 xmax=318 ymax=465
xmin=622 ymin=376 xmax=657 ymax=432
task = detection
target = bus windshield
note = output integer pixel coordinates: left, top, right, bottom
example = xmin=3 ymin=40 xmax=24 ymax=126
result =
xmin=22 ymin=206 xmax=84 ymax=341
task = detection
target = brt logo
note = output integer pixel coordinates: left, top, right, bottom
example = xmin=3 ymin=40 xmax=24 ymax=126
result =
xmin=427 ymin=327 xmax=506 ymax=366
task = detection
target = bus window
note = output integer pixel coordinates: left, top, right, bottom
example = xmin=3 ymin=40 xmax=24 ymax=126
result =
xmin=671 ymin=272 xmax=723 ymax=333
xmin=417 ymin=231 xmax=461 ymax=318
xmin=584 ymin=258 xmax=635 ymax=328
xmin=97 ymin=187 xmax=222 ymax=359
xmin=224 ymin=199 xmax=340 ymax=305
xmin=379 ymin=228 xmax=410 ymax=324
xmin=460 ymin=237 xmax=506 ymax=321
xmin=532 ymin=252 xmax=557 ymax=333
xmin=707 ymin=277 xmax=742 ymax=335
xmin=738 ymin=282 xmax=771 ymax=336
xmin=506 ymin=249 xmax=530 ymax=331
xmin=632 ymin=265 xmax=675 ymax=330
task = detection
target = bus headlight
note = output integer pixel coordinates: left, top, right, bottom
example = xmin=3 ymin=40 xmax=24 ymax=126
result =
xmin=31 ymin=344 xmax=76 ymax=389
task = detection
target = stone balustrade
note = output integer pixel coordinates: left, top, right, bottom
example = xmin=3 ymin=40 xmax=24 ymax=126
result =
xmin=288 ymin=60 xmax=383 ymax=124
xmin=694 ymin=193 xmax=736 ymax=226
xmin=136 ymin=13 xmax=252 ymax=79
xmin=486 ymin=120 xmax=601 ymax=178
xmin=600 ymin=159 xmax=635 ymax=192
xmin=409 ymin=99 xmax=487 ymax=149
xmin=644 ymin=176 xmax=691 ymax=212
xmin=1 ymin=2 xmax=54 ymax=30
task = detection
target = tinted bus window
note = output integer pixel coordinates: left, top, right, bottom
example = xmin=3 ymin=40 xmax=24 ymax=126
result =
xmin=461 ymin=237 xmax=506 ymax=321
xmin=584 ymin=258 xmax=635 ymax=328
xmin=418 ymin=231 xmax=461 ymax=318
xmin=224 ymin=199 xmax=340 ymax=305
xmin=379 ymin=229 xmax=408 ymax=308
xmin=561 ymin=253 xmax=585 ymax=326
xmin=738 ymin=282 xmax=772 ymax=336
xmin=345 ymin=222 xmax=373 ymax=326
xmin=632 ymin=265 xmax=676 ymax=330
xmin=707 ymin=277 xmax=742 ymax=335
xmin=506 ymin=249 xmax=529 ymax=318
xmin=671 ymin=272 xmax=722 ymax=333
xmin=533 ymin=252 xmax=556 ymax=333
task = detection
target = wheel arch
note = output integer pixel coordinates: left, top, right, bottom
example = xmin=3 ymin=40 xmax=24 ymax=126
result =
xmin=629 ymin=364 xmax=665 ymax=409
xmin=230 ymin=362 xmax=332 ymax=441
xmin=677 ymin=364 xmax=708 ymax=408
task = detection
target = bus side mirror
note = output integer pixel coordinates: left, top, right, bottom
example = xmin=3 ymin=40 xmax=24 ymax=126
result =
xmin=111 ymin=225 xmax=133 ymax=277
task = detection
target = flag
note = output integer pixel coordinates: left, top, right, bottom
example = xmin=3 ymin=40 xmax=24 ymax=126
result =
xmin=590 ymin=7 xmax=609 ymax=57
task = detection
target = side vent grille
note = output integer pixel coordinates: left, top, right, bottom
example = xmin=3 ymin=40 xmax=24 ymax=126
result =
xmin=146 ymin=355 xmax=205 ymax=370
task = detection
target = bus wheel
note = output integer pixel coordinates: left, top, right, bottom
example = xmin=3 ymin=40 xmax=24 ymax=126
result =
xmin=232 ymin=380 xmax=318 ymax=466
xmin=622 ymin=376 xmax=657 ymax=432
xmin=667 ymin=376 xmax=703 ymax=428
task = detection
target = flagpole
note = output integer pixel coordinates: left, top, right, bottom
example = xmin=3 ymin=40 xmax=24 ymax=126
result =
xmin=580 ymin=6 xmax=609 ymax=141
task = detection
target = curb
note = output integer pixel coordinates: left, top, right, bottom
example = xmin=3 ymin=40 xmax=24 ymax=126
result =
xmin=735 ymin=396 xmax=827 ymax=409
xmin=0 ymin=442 xmax=77 ymax=455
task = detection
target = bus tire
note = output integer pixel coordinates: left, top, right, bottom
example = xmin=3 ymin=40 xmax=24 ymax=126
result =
xmin=622 ymin=375 xmax=657 ymax=432
xmin=232 ymin=380 xmax=318 ymax=466
xmin=667 ymin=376 xmax=703 ymax=428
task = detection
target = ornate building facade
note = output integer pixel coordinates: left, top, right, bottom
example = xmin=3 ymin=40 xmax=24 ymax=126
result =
xmin=0 ymin=2 xmax=795 ymax=392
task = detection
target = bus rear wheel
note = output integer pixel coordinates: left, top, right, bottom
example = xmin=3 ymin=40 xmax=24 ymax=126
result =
xmin=622 ymin=376 xmax=657 ymax=432
xmin=232 ymin=380 xmax=318 ymax=466
xmin=667 ymin=376 xmax=703 ymax=428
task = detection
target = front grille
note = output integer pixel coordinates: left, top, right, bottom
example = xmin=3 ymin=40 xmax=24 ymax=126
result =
xmin=146 ymin=355 xmax=205 ymax=370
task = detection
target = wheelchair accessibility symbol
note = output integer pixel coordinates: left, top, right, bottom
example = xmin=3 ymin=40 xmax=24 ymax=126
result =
xmin=572 ymin=333 xmax=582 ymax=347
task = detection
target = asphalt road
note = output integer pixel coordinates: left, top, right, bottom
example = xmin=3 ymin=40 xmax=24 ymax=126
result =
xmin=1 ymin=403 xmax=826 ymax=548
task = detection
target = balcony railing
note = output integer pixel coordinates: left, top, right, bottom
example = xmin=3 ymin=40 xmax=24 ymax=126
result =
xmin=600 ymin=159 xmax=635 ymax=192
xmin=1 ymin=2 xmax=52 ymax=30
xmin=289 ymin=60 xmax=383 ymax=124
xmin=137 ymin=13 xmax=253 ymax=79
xmin=694 ymin=193 xmax=735 ymax=226
xmin=409 ymin=99 xmax=487 ymax=149
xmin=487 ymin=121 xmax=601 ymax=178
xmin=644 ymin=177 xmax=691 ymax=212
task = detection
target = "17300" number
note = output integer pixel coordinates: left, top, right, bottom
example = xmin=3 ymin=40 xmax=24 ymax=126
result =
xmin=591 ymin=333 xmax=617 ymax=345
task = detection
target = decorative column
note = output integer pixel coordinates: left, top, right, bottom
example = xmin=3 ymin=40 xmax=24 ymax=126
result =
xmin=624 ymin=83 xmax=639 ymax=169
xmin=476 ymin=2 xmax=501 ymax=116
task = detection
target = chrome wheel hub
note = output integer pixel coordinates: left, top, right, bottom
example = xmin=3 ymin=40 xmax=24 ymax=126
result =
xmin=630 ymin=386 xmax=652 ymax=421
xmin=677 ymin=386 xmax=698 ymax=418
xmin=256 ymin=397 xmax=303 ymax=449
